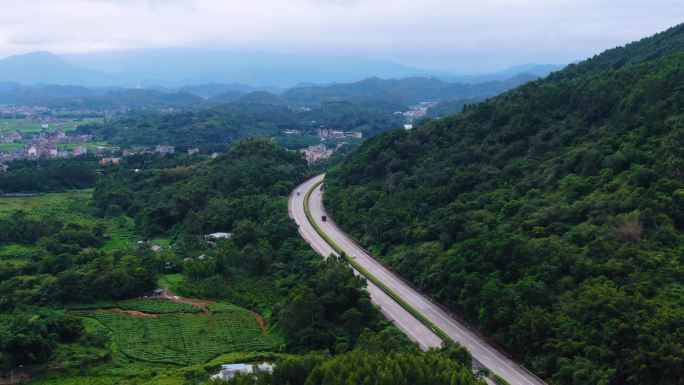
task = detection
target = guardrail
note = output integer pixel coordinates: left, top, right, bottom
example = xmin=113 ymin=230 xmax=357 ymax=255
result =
xmin=303 ymin=180 xmax=451 ymax=342
xmin=302 ymin=178 xmax=547 ymax=385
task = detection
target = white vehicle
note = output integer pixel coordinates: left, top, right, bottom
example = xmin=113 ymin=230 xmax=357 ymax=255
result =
xmin=296 ymin=189 xmax=302 ymax=195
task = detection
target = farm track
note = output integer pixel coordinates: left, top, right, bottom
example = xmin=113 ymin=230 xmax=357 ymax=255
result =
xmin=107 ymin=309 xmax=159 ymax=318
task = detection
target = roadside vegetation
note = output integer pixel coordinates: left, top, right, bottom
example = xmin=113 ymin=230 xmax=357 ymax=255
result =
xmin=0 ymin=138 xmax=482 ymax=385
xmin=324 ymin=24 xmax=684 ymax=385
xmin=78 ymin=309 xmax=272 ymax=365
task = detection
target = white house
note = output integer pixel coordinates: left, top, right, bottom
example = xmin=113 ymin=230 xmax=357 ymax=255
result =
xmin=210 ymin=363 xmax=274 ymax=381
xmin=207 ymin=232 xmax=232 ymax=240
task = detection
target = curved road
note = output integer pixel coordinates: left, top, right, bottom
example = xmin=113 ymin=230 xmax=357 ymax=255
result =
xmin=289 ymin=174 xmax=546 ymax=385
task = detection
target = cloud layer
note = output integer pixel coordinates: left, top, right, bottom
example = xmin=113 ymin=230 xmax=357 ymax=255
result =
xmin=1 ymin=0 xmax=682 ymax=72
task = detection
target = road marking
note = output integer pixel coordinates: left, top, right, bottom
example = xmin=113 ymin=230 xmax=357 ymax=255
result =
xmin=290 ymin=175 xmax=547 ymax=385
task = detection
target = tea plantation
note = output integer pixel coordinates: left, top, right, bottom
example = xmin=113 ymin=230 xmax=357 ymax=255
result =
xmin=79 ymin=307 xmax=274 ymax=365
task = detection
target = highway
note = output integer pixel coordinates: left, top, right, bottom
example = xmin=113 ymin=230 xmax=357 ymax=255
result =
xmin=289 ymin=174 xmax=547 ymax=385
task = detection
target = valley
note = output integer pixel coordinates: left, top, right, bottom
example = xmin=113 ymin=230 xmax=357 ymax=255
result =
xmin=0 ymin=10 xmax=681 ymax=385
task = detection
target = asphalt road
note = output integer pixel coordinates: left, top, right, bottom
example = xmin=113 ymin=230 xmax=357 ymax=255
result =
xmin=288 ymin=174 xmax=443 ymax=351
xmin=289 ymin=174 xmax=547 ymax=385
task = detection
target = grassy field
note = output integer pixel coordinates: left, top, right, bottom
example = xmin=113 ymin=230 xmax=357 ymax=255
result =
xmin=0 ymin=118 xmax=43 ymax=133
xmin=0 ymin=190 xmax=140 ymax=258
xmin=0 ymin=190 xmax=92 ymax=213
xmin=159 ymin=274 xmax=185 ymax=291
xmin=0 ymin=142 xmax=24 ymax=152
xmin=103 ymin=216 xmax=138 ymax=251
xmin=0 ymin=244 xmax=39 ymax=266
xmin=150 ymin=238 xmax=172 ymax=247
xmin=0 ymin=117 xmax=103 ymax=134
xmin=78 ymin=307 xmax=274 ymax=365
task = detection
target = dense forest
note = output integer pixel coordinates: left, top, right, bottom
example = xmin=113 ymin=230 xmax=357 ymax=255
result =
xmin=325 ymin=24 xmax=684 ymax=385
xmin=0 ymin=84 xmax=205 ymax=109
xmin=3 ymin=140 xmax=480 ymax=384
xmin=281 ymin=74 xmax=537 ymax=106
xmin=222 ymin=346 xmax=481 ymax=385
xmin=0 ymin=154 xmax=207 ymax=194
xmin=0 ymin=158 xmax=98 ymax=193
xmin=77 ymin=101 xmax=403 ymax=151
xmin=92 ymin=139 xmax=422 ymax=354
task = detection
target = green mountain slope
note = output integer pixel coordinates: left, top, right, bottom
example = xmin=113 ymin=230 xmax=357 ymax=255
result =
xmin=282 ymin=74 xmax=539 ymax=106
xmin=325 ymin=25 xmax=684 ymax=385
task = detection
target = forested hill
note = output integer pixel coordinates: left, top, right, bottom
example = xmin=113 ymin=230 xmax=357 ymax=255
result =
xmin=324 ymin=24 xmax=684 ymax=385
xmin=281 ymin=74 xmax=537 ymax=106
xmin=77 ymin=101 xmax=403 ymax=151
xmin=550 ymin=23 xmax=684 ymax=82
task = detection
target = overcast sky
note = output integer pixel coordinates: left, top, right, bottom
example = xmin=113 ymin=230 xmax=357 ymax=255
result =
xmin=0 ymin=0 xmax=682 ymax=73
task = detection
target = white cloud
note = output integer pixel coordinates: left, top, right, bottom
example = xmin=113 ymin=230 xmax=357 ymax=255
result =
xmin=0 ymin=0 xmax=682 ymax=72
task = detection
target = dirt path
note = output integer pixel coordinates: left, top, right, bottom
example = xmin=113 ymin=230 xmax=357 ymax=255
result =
xmin=159 ymin=288 xmax=214 ymax=313
xmin=249 ymin=310 xmax=266 ymax=330
xmin=155 ymin=289 xmax=266 ymax=329
xmin=107 ymin=309 xmax=159 ymax=318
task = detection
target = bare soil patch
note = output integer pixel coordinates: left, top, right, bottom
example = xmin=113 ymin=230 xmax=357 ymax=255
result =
xmin=159 ymin=288 xmax=214 ymax=313
xmin=107 ymin=309 xmax=159 ymax=318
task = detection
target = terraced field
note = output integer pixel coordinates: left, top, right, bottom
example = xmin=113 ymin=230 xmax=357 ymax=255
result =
xmin=79 ymin=305 xmax=274 ymax=365
xmin=102 ymin=217 xmax=138 ymax=251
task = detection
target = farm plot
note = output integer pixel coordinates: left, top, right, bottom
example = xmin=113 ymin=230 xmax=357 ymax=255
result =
xmin=0 ymin=190 xmax=92 ymax=215
xmin=102 ymin=216 xmax=138 ymax=251
xmin=0 ymin=244 xmax=39 ymax=267
xmin=79 ymin=308 xmax=273 ymax=365
xmin=117 ymin=299 xmax=201 ymax=314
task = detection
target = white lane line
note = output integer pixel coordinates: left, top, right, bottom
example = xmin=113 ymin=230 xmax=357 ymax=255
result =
xmin=305 ymin=179 xmax=546 ymax=385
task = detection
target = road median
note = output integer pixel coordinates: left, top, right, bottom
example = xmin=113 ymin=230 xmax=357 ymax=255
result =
xmin=303 ymin=179 xmax=451 ymax=342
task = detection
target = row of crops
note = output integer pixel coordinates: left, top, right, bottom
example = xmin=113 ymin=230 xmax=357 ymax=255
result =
xmin=69 ymin=298 xmax=201 ymax=313
xmin=117 ymin=299 xmax=201 ymax=314
xmin=79 ymin=308 xmax=274 ymax=365
xmin=102 ymin=217 xmax=138 ymax=251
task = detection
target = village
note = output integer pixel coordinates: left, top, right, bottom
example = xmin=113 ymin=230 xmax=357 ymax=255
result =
xmin=0 ymin=126 xmax=185 ymax=162
xmin=0 ymin=127 xmax=96 ymax=162
xmin=0 ymin=120 xmax=202 ymax=172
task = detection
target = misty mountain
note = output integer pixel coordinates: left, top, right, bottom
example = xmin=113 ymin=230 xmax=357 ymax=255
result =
xmin=0 ymin=51 xmax=111 ymax=86
xmin=441 ymin=63 xmax=566 ymax=83
xmin=0 ymin=49 xmax=564 ymax=90
xmin=281 ymin=73 xmax=538 ymax=106
xmin=179 ymin=82 xmax=285 ymax=98
xmin=0 ymin=72 xmax=539 ymax=110
xmin=0 ymin=84 xmax=203 ymax=109
xmin=233 ymin=91 xmax=288 ymax=105
xmin=209 ymin=90 xmax=247 ymax=103
xmin=0 ymin=81 xmax=22 ymax=93
xmin=61 ymin=48 xmax=435 ymax=88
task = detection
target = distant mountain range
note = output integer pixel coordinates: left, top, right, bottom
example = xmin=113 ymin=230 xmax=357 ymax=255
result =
xmin=0 ymin=49 xmax=565 ymax=88
xmin=0 ymin=51 xmax=110 ymax=86
xmin=0 ymin=71 xmax=545 ymax=110
xmin=0 ymin=83 xmax=205 ymax=110
xmin=0 ymin=49 xmax=563 ymax=109
xmin=279 ymin=73 xmax=538 ymax=106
